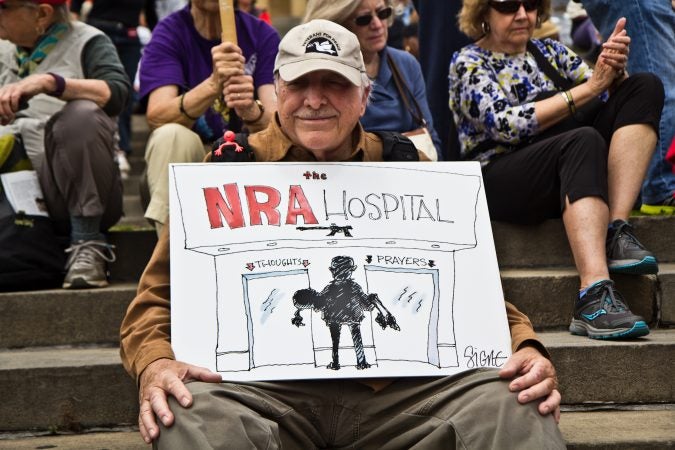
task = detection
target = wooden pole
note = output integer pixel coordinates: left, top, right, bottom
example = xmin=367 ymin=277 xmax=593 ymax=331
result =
xmin=219 ymin=0 xmax=237 ymax=44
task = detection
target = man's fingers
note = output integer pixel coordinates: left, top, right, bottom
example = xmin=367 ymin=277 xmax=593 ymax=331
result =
xmin=516 ymin=375 xmax=556 ymax=404
xmin=537 ymin=389 xmax=562 ymax=421
xmin=163 ymin=375 xmax=193 ymax=409
xmin=498 ymin=353 xmax=524 ymax=379
xmin=190 ymin=366 xmax=223 ymax=383
xmin=138 ymin=399 xmax=160 ymax=443
xmin=509 ymin=360 xmax=555 ymax=391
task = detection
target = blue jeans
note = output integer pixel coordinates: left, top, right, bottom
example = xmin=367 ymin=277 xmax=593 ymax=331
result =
xmin=583 ymin=0 xmax=675 ymax=203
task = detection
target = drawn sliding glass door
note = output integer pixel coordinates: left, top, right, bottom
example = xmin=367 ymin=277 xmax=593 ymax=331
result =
xmin=240 ymin=270 xmax=314 ymax=369
xmin=364 ymin=266 xmax=456 ymax=368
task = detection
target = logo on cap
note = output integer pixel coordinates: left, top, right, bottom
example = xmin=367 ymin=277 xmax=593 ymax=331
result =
xmin=303 ymin=32 xmax=341 ymax=56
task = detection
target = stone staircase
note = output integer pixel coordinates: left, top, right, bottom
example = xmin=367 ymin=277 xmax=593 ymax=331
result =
xmin=0 ymin=116 xmax=673 ymax=448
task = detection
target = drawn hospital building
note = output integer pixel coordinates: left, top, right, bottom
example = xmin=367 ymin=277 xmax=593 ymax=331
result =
xmin=170 ymin=163 xmax=485 ymax=378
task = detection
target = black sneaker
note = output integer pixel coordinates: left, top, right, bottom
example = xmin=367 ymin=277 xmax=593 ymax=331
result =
xmin=606 ymin=220 xmax=658 ymax=275
xmin=569 ymin=279 xmax=649 ymax=339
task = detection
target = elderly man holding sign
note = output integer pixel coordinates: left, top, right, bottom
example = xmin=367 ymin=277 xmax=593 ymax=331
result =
xmin=138 ymin=0 xmax=279 ymax=235
xmin=121 ymin=20 xmax=565 ymax=449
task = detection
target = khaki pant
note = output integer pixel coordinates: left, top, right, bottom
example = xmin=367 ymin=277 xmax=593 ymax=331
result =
xmin=156 ymin=369 xmax=566 ymax=450
xmin=38 ymin=99 xmax=122 ymax=235
xmin=144 ymin=124 xmax=208 ymax=226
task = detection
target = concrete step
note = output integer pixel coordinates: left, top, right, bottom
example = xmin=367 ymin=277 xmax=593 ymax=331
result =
xmin=117 ymin=195 xmax=149 ymax=229
xmin=493 ymin=215 xmax=675 ymax=267
xmin=108 ymin=230 xmax=156 ymax=281
xmin=0 ymin=284 xmax=136 ymax=349
xmin=0 ymin=346 xmax=137 ymax=431
xmin=501 ymin=267 xmax=675 ymax=329
xmin=0 ymin=262 xmax=671 ymax=351
xmin=560 ymin=408 xmax=675 ymax=450
xmin=541 ymin=330 xmax=675 ymax=405
xmin=122 ymin=173 xmax=141 ymax=195
xmin=0 ymin=429 xmax=145 ymax=449
xmin=2 ymin=409 xmax=674 ymax=449
xmin=1 ymin=331 xmax=673 ymax=431
xmin=504 ymin=264 xmax=675 ymax=327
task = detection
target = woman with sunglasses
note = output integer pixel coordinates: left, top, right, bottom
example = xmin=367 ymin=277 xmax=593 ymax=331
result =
xmin=449 ymin=0 xmax=664 ymax=340
xmin=304 ymin=0 xmax=442 ymax=161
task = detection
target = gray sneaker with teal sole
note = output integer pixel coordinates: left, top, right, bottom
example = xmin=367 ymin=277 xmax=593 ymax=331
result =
xmin=606 ymin=220 xmax=658 ymax=275
xmin=569 ymin=279 xmax=650 ymax=339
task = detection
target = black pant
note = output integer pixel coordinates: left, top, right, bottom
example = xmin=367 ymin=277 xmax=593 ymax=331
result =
xmin=483 ymin=73 xmax=664 ymax=224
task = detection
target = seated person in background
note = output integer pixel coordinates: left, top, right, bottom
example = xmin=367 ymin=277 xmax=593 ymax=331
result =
xmin=235 ymin=0 xmax=271 ymax=25
xmin=0 ymin=0 xmax=129 ymax=289
xmin=303 ymin=0 xmax=442 ymax=161
xmin=402 ymin=22 xmax=419 ymax=59
xmin=69 ymin=0 xmax=155 ymax=179
xmin=120 ymin=20 xmax=565 ymax=449
xmin=581 ymin=0 xmax=675 ymax=215
xmin=138 ymin=0 xmax=279 ymax=235
xmin=566 ymin=1 xmax=601 ymax=62
xmin=449 ymin=0 xmax=664 ymax=339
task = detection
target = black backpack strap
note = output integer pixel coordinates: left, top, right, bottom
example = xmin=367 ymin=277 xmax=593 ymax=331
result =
xmin=526 ymin=40 xmax=572 ymax=91
xmin=373 ymin=131 xmax=419 ymax=161
xmin=210 ymin=132 xmax=256 ymax=162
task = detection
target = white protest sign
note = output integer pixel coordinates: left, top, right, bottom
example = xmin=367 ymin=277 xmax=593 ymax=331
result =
xmin=170 ymin=162 xmax=511 ymax=382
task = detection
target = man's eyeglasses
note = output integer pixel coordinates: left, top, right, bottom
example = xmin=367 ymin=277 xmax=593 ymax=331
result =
xmin=353 ymin=6 xmax=393 ymax=27
xmin=488 ymin=0 xmax=539 ymax=14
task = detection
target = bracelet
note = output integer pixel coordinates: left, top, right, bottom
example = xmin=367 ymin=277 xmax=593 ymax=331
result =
xmin=46 ymin=72 xmax=66 ymax=98
xmin=242 ymin=99 xmax=265 ymax=124
xmin=560 ymin=90 xmax=577 ymax=116
xmin=179 ymin=91 xmax=199 ymax=121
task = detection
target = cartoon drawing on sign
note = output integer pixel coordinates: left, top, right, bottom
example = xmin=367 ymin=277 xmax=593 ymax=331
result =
xmin=169 ymin=162 xmax=510 ymax=381
xmin=291 ymin=256 xmax=400 ymax=370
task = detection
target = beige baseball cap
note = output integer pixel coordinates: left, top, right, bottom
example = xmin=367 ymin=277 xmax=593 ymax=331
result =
xmin=274 ymin=19 xmax=366 ymax=86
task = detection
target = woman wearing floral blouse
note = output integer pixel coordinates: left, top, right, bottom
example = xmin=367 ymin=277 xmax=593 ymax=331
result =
xmin=449 ymin=0 xmax=664 ymax=340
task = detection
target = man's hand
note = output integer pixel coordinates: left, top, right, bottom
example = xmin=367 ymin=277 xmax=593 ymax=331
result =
xmin=210 ymin=41 xmax=245 ymax=92
xmin=498 ymin=346 xmax=561 ymax=423
xmin=137 ymin=358 xmax=222 ymax=444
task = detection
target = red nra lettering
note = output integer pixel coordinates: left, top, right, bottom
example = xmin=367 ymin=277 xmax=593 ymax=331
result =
xmin=203 ymin=184 xmax=318 ymax=229
xmin=203 ymin=184 xmax=244 ymax=229
xmin=287 ymin=185 xmax=319 ymax=225
xmin=246 ymin=186 xmax=281 ymax=226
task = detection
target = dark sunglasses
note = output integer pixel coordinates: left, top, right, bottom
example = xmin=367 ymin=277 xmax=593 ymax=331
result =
xmin=353 ymin=6 xmax=393 ymax=27
xmin=488 ymin=0 xmax=539 ymax=14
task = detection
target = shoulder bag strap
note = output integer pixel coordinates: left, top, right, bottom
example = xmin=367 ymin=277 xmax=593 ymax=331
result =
xmin=526 ymin=40 xmax=573 ymax=91
xmin=386 ymin=54 xmax=426 ymax=127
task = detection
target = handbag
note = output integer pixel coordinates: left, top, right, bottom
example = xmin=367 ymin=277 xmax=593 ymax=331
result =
xmin=0 ymin=134 xmax=65 ymax=291
xmin=387 ymin=54 xmax=438 ymax=161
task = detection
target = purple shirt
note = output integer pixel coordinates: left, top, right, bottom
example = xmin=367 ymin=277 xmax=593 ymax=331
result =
xmin=139 ymin=7 xmax=280 ymax=141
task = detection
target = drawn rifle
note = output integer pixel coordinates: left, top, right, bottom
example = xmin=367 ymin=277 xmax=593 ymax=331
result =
xmin=296 ymin=223 xmax=353 ymax=237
